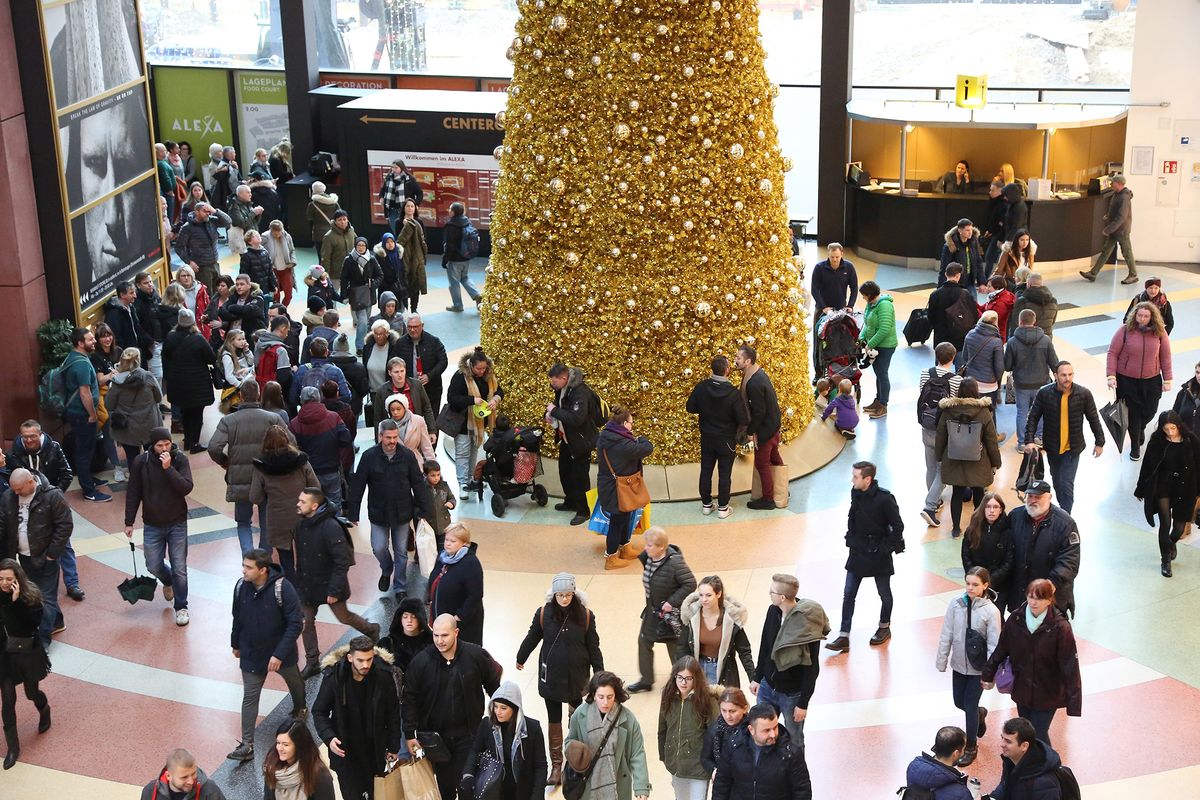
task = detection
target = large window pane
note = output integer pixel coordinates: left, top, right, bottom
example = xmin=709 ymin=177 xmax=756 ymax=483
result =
xmin=142 ymin=0 xmax=282 ymax=67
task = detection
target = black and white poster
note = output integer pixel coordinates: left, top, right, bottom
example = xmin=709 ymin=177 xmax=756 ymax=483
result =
xmin=58 ymin=87 xmax=153 ymax=213
xmin=43 ymin=0 xmax=143 ymax=110
xmin=70 ymin=176 xmax=162 ymax=309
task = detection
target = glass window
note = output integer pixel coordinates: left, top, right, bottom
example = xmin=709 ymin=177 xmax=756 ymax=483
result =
xmin=142 ymin=0 xmax=283 ymax=68
xmin=852 ymin=2 xmax=1137 ymax=88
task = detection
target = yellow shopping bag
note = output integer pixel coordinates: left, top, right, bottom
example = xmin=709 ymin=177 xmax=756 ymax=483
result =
xmin=586 ymin=487 xmax=599 ymax=514
xmin=633 ymin=503 xmax=652 ymax=535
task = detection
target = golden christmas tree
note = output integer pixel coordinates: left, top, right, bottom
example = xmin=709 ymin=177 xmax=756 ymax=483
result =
xmin=482 ymin=0 xmax=813 ymax=464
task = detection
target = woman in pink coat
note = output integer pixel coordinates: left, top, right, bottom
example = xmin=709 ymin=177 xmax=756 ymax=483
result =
xmin=384 ymin=392 xmax=435 ymax=462
xmin=1107 ymin=301 xmax=1173 ymax=461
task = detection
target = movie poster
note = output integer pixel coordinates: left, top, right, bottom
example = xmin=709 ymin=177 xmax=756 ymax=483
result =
xmin=58 ymin=87 xmax=153 ymax=212
xmin=69 ymin=177 xmax=163 ymax=309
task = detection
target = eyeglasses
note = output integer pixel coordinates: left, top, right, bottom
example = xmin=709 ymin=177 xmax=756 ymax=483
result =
xmin=675 ymin=675 xmax=694 ymax=684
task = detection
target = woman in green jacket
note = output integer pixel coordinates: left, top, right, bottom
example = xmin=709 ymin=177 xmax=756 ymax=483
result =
xmin=658 ymin=657 xmax=719 ymax=800
xmin=861 ymin=280 xmax=898 ymax=420
xmin=564 ymin=672 xmax=650 ymax=800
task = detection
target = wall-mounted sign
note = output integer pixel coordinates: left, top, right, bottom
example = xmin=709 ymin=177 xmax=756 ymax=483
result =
xmin=955 ymin=74 xmax=988 ymax=110
xmin=153 ymin=66 xmax=235 ymax=156
xmin=236 ymin=71 xmax=289 ymax=155
xmin=1163 ymin=160 xmax=1179 ymax=175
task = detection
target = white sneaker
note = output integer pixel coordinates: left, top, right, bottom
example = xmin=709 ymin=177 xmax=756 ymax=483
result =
xmin=175 ymin=609 xmax=190 ymax=626
xmin=701 ymin=503 xmax=714 ymax=516
xmin=112 ymin=465 xmax=127 ymax=482
xmin=717 ymin=506 xmax=732 ymax=519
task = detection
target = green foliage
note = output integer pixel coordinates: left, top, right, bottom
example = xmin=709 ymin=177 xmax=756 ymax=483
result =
xmin=36 ymin=319 xmax=75 ymax=376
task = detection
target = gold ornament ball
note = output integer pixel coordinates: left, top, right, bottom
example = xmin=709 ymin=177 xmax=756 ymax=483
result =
xmin=759 ymin=178 xmax=773 ymax=193
xmin=495 ymin=110 xmax=506 ymax=129
xmin=493 ymin=145 xmax=504 ymax=160
xmin=549 ymin=177 xmax=566 ymax=194
xmin=614 ymin=123 xmax=631 ymax=140
xmin=782 ymin=156 xmax=794 ymax=172
xmin=670 ymin=285 xmax=681 ymax=295
xmin=550 ymin=14 xmax=567 ymax=31
xmin=730 ymin=143 xmax=745 ymax=159
xmin=695 ymin=301 xmax=712 ymax=318
xmin=565 ymin=251 xmax=580 ymax=266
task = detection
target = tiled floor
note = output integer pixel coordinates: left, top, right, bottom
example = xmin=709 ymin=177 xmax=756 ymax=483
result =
xmin=7 ymin=245 xmax=1200 ymax=798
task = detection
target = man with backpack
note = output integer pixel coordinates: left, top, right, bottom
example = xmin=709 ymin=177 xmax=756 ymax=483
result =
xmin=254 ymin=314 xmax=294 ymax=398
xmin=295 ymin=487 xmax=380 ymax=679
xmin=291 ymin=337 xmax=351 ymax=406
xmin=991 ymin=717 xmax=1077 ymax=800
xmin=546 ymin=363 xmax=603 ymax=525
xmin=900 ymin=726 xmax=973 ymax=799
xmin=60 ymin=327 xmax=112 ymax=503
xmin=1005 ymin=309 xmax=1060 ymax=452
xmin=917 ymin=344 xmax=963 ymax=528
xmin=227 ymin=548 xmax=307 ymax=763
xmin=927 ymin=264 xmax=979 ymax=367
xmin=442 ymin=201 xmax=482 ymax=312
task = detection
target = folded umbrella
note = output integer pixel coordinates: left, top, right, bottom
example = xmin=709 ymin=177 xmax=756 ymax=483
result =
xmin=1100 ymin=398 xmax=1129 ymax=453
xmin=118 ymin=541 xmax=158 ymax=604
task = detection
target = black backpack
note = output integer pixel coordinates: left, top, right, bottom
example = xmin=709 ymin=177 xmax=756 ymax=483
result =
xmin=895 ymin=786 xmax=935 ymax=800
xmin=946 ymin=289 xmax=978 ymax=339
xmin=1057 ymin=765 xmax=1082 ymax=800
xmin=916 ymin=368 xmax=953 ymax=430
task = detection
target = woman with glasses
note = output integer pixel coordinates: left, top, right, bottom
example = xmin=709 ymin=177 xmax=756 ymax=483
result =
xmin=658 ymin=656 xmax=718 ymax=800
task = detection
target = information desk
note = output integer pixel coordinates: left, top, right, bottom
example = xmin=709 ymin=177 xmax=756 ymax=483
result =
xmin=847 ymin=186 xmax=1110 ymax=266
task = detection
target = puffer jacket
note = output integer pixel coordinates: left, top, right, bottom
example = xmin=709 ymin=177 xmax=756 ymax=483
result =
xmin=1025 ymin=382 xmax=1105 ymax=456
xmin=7 ymin=433 xmax=73 ymax=491
xmin=208 ymin=402 xmax=291 ymax=502
xmin=934 ymin=397 xmax=1002 ymax=488
xmin=939 ymin=227 xmax=985 ymax=286
xmin=991 ymin=738 xmax=1066 ymax=800
xmin=1004 ymin=325 xmax=1059 ymax=390
xmin=239 ymin=246 xmax=276 ymax=292
xmin=1012 ymin=285 xmax=1057 ymax=337
xmin=140 ymin=767 xmax=225 ymax=800
xmin=289 ymin=402 xmax=353 ymax=475
xmin=981 ymin=288 xmax=1016 ymax=343
xmin=174 ymin=208 xmax=231 ymax=266
xmin=248 ymin=450 xmax=319 ymax=549
xmin=903 ymin=753 xmax=972 ymax=800
xmin=1107 ymin=324 xmax=1173 ymax=381
xmin=658 ymin=688 xmax=719 ymax=780
xmin=294 ymin=502 xmax=355 ymax=605
xmin=936 ymin=590 xmax=1001 ymax=676
xmin=636 ymin=545 xmax=697 ymax=642
xmin=677 ymin=594 xmax=755 ymax=689
xmin=962 ymin=321 xmax=1005 ymax=386
xmin=230 ymin=564 xmax=302 ymax=673
xmin=862 ymin=294 xmax=898 ymax=349
xmin=982 ymin=603 xmax=1082 ymax=716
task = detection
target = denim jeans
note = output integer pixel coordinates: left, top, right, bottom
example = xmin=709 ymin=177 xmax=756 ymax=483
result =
xmin=839 ymin=570 xmax=893 ymax=634
xmin=316 ymin=471 xmax=343 ymax=510
xmin=1017 ymin=705 xmax=1057 ymax=746
xmin=387 ymin=208 xmax=402 ymax=234
xmin=233 ymin=501 xmax=267 ymax=556
xmin=1014 ymin=388 xmax=1043 ymax=448
xmin=1046 ymin=450 xmax=1080 ymax=513
xmin=871 ymin=346 xmax=896 ymax=405
xmin=756 ymin=678 xmax=805 ymax=748
xmin=101 ymin=420 xmax=122 ymax=469
xmin=446 ymin=260 xmax=480 ymax=308
xmin=59 ymin=543 xmax=80 ymax=590
xmin=17 ymin=555 xmax=62 ymax=647
xmin=952 ymin=670 xmax=985 ymax=747
xmin=605 ymin=509 xmax=634 ymax=557
xmin=352 ymin=307 xmax=370 ymax=352
xmin=64 ymin=411 xmax=99 ymax=493
xmin=371 ymin=523 xmax=410 ymax=593
xmin=700 ymin=657 xmax=718 ymax=685
xmin=699 ymin=437 xmax=736 ymax=508
xmin=454 ymin=433 xmax=478 ymax=493
xmin=143 ymin=521 xmax=189 ymax=610
xmin=670 ymin=777 xmax=710 ymax=800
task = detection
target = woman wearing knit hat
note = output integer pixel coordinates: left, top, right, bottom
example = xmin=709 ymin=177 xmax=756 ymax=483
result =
xmin=515 ymin=573 xmax=604 ymax=786
xmin=341 ymin=236 xmax=383 ymax=352
xmin=384 ymin=392 xmax=435 ymax=461
xmin=1124 ymin=276 xmax=1175 ymax=335
xmin=462 ymin=682 xmax=548 ymax=800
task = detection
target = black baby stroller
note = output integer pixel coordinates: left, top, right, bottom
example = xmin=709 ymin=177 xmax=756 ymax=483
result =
xmin=817 ymin=309 xmax=865 ymax=402
xmin=477 ymin=421 xmax=549 ymax=517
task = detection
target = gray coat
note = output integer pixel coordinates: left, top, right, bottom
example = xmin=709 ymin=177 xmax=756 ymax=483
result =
xmin=208 ymin=403 xmax=295 ymax=502
xmin=962 ymin=321 xmax=1005 ymax=385
xmin=934 ymin=397 xmax=1003 ymax=488
xmin=104 ymin=368 xmax=164 ymax=447
xmin=1102 ymin=186 xmax=1133 ymax=237
xmin=936 ymin=591 xmax=1002 ymax=676
xmin=1004 ymin=326 xmax=1060 ymax=390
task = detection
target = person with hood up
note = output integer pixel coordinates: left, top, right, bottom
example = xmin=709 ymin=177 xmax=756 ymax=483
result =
xmin=1081 ymin=173 xmax=1137 ymax=284
xmin=294 ymin=487 xmax=380 ymax=679
xmin=595 ymin=406 xmax=654 ymax=568
xmin=304 ymin=266 xmax=342 ymax=312
xmin=228 ymin=548 xmax=306 ymax=763
xmin=427 ymin=523 xmax=486 ymax=645
xmin=445 ymin=347 xmax=504 ymax=496
xmin=263 ymin=219 xmax=297 ymax=305
xmin=1134 ymin=411 xmax=1200 ymax=578
xmin=628 ymin=528 xmax=696 ymax=694
xmin=380 ymin=595 xmax=433 ymax=673
xmin=396 ymin=198 xmax=428 ymax=312
xmin=711 ymin=703 xmax=811 ymax=800
xmin=249 ymin=425 xmax=317 ymax=582
xmin=373 ymin=233 xmax=407 ymax=304
xmin=320 ymin=210 xmax=357 ymax=283
xmin=677 ymin=575 xmax=754 ymax=689
xmin=384 ymin=393 xmax=434 ymax=461
xmin=934 ymin=379 xmax=1004 ymax=537
xmin=461 ymin=681 xmax=548 ymax=800
xmin=939 ymin=219 xmax=985 ymax=292
xmin=515 ymin=573 xmax=605 ymax=785
xmin=860 ymin=280 xmax=897 ymax=420
xmin=935 ymin=567 xmax=1001 ymax=767
xmin=329 ymin=333 xmax=370 ymax=421
xmin=442 ymin=201 xmax=483 ymax=312
xmin=980 ymin=275 xmax=1016 ymax=344
xmin=547 ymin=363 xmax=604 ymax=526
xmin=341 ymin=236 xmax=383 ymax=352
xmin=686 ymin=355 xmax=750 ymax=519
xmin=1002 ymin=182 xmax=1028 ymax=245
xmin=901 ymin=727 xmax=974 ymax=800
xmin=140 ymin=748 xmax=227 ymax=800
xmin=989 ymin=717 xmax=1070 ymax=800
xmin=961 ymin=310 xmax=1008 ymax=422
xmin=369 ymin=290 xmax=406 ymax=334
xmin=1005 ymin=309 xmax=1059 ymax=451
xmin=1124 ymin=276 xmax=1174 ymax=335
xmin=1012 ymin=272 xmax=1057 ymax=338
xmin=306 ymin=181 xmax=339 ymax=247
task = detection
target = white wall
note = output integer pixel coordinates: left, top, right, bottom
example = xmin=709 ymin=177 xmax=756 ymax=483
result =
xmin=1124 ymin=0 xmax=1200 ymax=264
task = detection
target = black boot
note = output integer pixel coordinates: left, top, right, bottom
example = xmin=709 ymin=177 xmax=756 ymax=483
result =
xmin=1162 ymin=559 xmax=1173 ymax=578
xmin=37 ymin=702 xmax=51 ymax=734
xmin=3 ymin=726 xmax=18 ymax=770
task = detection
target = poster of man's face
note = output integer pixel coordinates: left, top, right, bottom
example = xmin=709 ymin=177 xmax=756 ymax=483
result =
xmin=43 ymin=0 xmax=142 ymax=110
xmin=59 ymin=87 xmax=152 ymax=212
xmin=70 ymin=176 xmax=162 ymax=309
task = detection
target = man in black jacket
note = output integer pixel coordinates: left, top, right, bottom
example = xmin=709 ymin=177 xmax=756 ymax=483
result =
xmin=399 ymin=315 xmax=449 ymax=412
xmin=133 ymin=271 xmax=165 ymax=364
xmin=991 ymin=717 xmax=1068 ymax=800
xmin=686 ymin=355 xmax=750 ymax=519
xmin=103 ymin=280 xmax=152 ymax=356
xmin=175 ymin=202 xmax=232 ymax=293
xmin=628 ymin=529 xmax=696 ymax=693
xmin=827 ymin=461 xmax=904 ymax=652
xmin=219 ymin=274 xmax=268 ymax=337
xmin=1007 ymin=481 xmax=1080 ymax=617
xmin=295 ymin=487 xmax=380 ymax=678
xmin=547 ymin=363 xmax=602 ymax=525
xmin=927 ymin=264 xmax=979 ymax=363
xmin=403 ymin=614 xmax=502 ymax=800
xmin=712 ymin=703 xmax=812 ymax=800
xmin=347 ymin=419 xmax=432 ymax=598
xmin=809 ymin=243 xmax=858 ymax=381
xmin=313 ymin=635 xmax=403 ymax=800
xmin=0 ymin=468 xmax=73 ymax=647
xmin=736 ymin=345 xmax=784 ymax=511
xmin=1024 ymin=362 xmax=1103 ymax=514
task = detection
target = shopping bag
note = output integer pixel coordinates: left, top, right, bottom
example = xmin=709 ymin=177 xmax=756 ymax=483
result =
xmin=396 ymin=757 xmax=441 ymax=800
xmin=633 ymin=503 xmax=652 ymax=535
xmin=373 ymin=762 xmax=405 ymax=800
xmin=751 ymin=465 xmax=790 ymax=508
xmin=414 ymin=519 xmax=438 ymax=577
xmin=587 ymin=502 xmax=610 ymax=536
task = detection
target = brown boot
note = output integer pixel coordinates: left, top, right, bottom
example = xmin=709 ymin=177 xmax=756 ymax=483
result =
xmin=604 ymin=553 xmax=630 ymax=570
xmin=617 ymin=540 xmax=644 ymax=560
xmin=548 ymin=722 xmax=564 ymax=785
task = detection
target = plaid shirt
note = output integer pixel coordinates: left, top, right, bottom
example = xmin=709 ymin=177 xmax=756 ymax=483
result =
xmin=379 ymin=171 xmax=407 ymax=212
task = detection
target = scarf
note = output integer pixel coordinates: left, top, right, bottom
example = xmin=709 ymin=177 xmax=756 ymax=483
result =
xmin=439 ymin=545 xmax=470 ymax=566
xmin=352 ymin=248 xmax=372 ymax=271
xmin=1025 ymin=606 xmax=1047 ymax=634
xmin=383 ymin=237 xmax=403 ymax=271
xmin=602 ymin=420 xmax=635 ymax=440
xmin=465 ymin=365 xmax=499 ymax=443
xmin=271 ymin=762 xmax=305 ymax=800
xmin=585 ymin=703 xmax=621 ymax=800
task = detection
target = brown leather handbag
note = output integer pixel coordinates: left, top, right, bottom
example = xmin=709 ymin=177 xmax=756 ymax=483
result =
xmin=602 ymin=449 xmax=650 ymax=512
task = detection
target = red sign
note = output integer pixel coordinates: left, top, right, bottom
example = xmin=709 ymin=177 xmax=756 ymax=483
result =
xmin=1163 ymin=160 xmax=1179 ymax=174
xmin=318 ymin=74 xmax=392 ymax=91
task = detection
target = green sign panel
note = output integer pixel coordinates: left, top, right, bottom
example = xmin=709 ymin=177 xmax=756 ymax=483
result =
xmin=153 ymin=66 xmax=235 ymax=154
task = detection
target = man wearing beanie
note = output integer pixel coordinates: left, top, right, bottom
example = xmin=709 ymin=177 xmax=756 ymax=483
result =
xmin=403 ymin=614 xmax=502 ymax=800
xmin=290 ymin=386 xmax=353 ymax=509
xmin=124 ymin=427 xmax=195 ymax=626
xmin=303 ymin=295 xmax=327 ymax=334
xmin=462 ymin=681 xmax=548 ymax=799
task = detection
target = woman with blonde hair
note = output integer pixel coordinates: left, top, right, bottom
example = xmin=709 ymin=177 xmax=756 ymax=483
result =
xmin=218 ymin=329 xmax=256 ymax=413
xmin=427 ymin=523 xmax=485 ymax=644
xmin=1107 ymin=301 xmax=1173 ymax=460
xmin=104 ymin=346 xmax=163 ymax=467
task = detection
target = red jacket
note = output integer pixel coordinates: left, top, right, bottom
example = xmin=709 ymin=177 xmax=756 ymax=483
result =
xmin=980 ymin=289 xmax=1016 ymax=343
xmin=1107 ymin=325 xmax=1173 ymax=381
xmin=982 ymin=604 xmax=1082 ymax=716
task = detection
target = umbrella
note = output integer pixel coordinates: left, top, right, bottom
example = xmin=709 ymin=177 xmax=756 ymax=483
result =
xmin=118 ymin=541 xmax=157 ymax=604
xmin=1100 ymin=398 xmax=1129 ymax=453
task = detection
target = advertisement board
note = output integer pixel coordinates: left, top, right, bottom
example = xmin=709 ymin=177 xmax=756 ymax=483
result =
xmin=153 ymin=66 xmax=235 ymax=156
xmin=236 ymin=70 xmax=289 ymax=155
xmin=366 ymin=149 xmax=500 ymax=229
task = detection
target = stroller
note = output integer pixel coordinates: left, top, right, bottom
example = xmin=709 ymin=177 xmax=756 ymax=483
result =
xmin=475 ymin=421 xmax=549 ymax=517
xmin=817 ymin=309 xmax=865 ymax=402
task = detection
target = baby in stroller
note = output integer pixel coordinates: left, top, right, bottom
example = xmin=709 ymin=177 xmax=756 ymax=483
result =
xmin=479 ymin=415 xmax=550 ymax=517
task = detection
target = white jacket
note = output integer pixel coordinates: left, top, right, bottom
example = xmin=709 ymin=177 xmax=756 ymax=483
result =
xmin=936 ymin=591 xmax=1001 ymax=676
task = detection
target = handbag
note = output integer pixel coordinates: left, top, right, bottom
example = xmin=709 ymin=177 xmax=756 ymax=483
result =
xmin=994 ymin=657 xmax=1015 ymax=694
xmin=415 ymin=730 xmax=450 ymax=763
xmin=110 ymin=410 xmax=129 ymax=430
xmin=395 ymin=756 xmax=440 ymax=800
xmin=602 ymin=449 xmax=650 ymax=512
xmin=436 ymin=403 xmax=467 ymax=436
xmin=964 ymin=598 xmax=988 ymax=671
xmin=562 ymin=706 xmax=623 ymax=800
xmin=464 ymin=751 xmax=503 ymax=800
xmin=373 ymin=759 xmax=404 ymax=800
xmin=1 ymin=620 xmax=34 ymax=653
xmin=348 ymin=283 xmax=373 ymax=311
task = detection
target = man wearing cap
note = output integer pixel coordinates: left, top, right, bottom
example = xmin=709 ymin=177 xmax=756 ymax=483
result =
xmin=319 ymin=210 xmax=357 ymax=282
xmin=290 ymin=387 xmax=353 ymax=509
xmin=1024 ymin=361 xmax=1104 ymax=514
xmin=124 ymin=427 xmax=194 ymax=626
xmin=1007 ymin=480 xmax=1080 ymax=617
xmin=1081 ymin=173 xmax=1137 ymax=284
xmin=939 ymin=218 xmax=984 ymax=293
